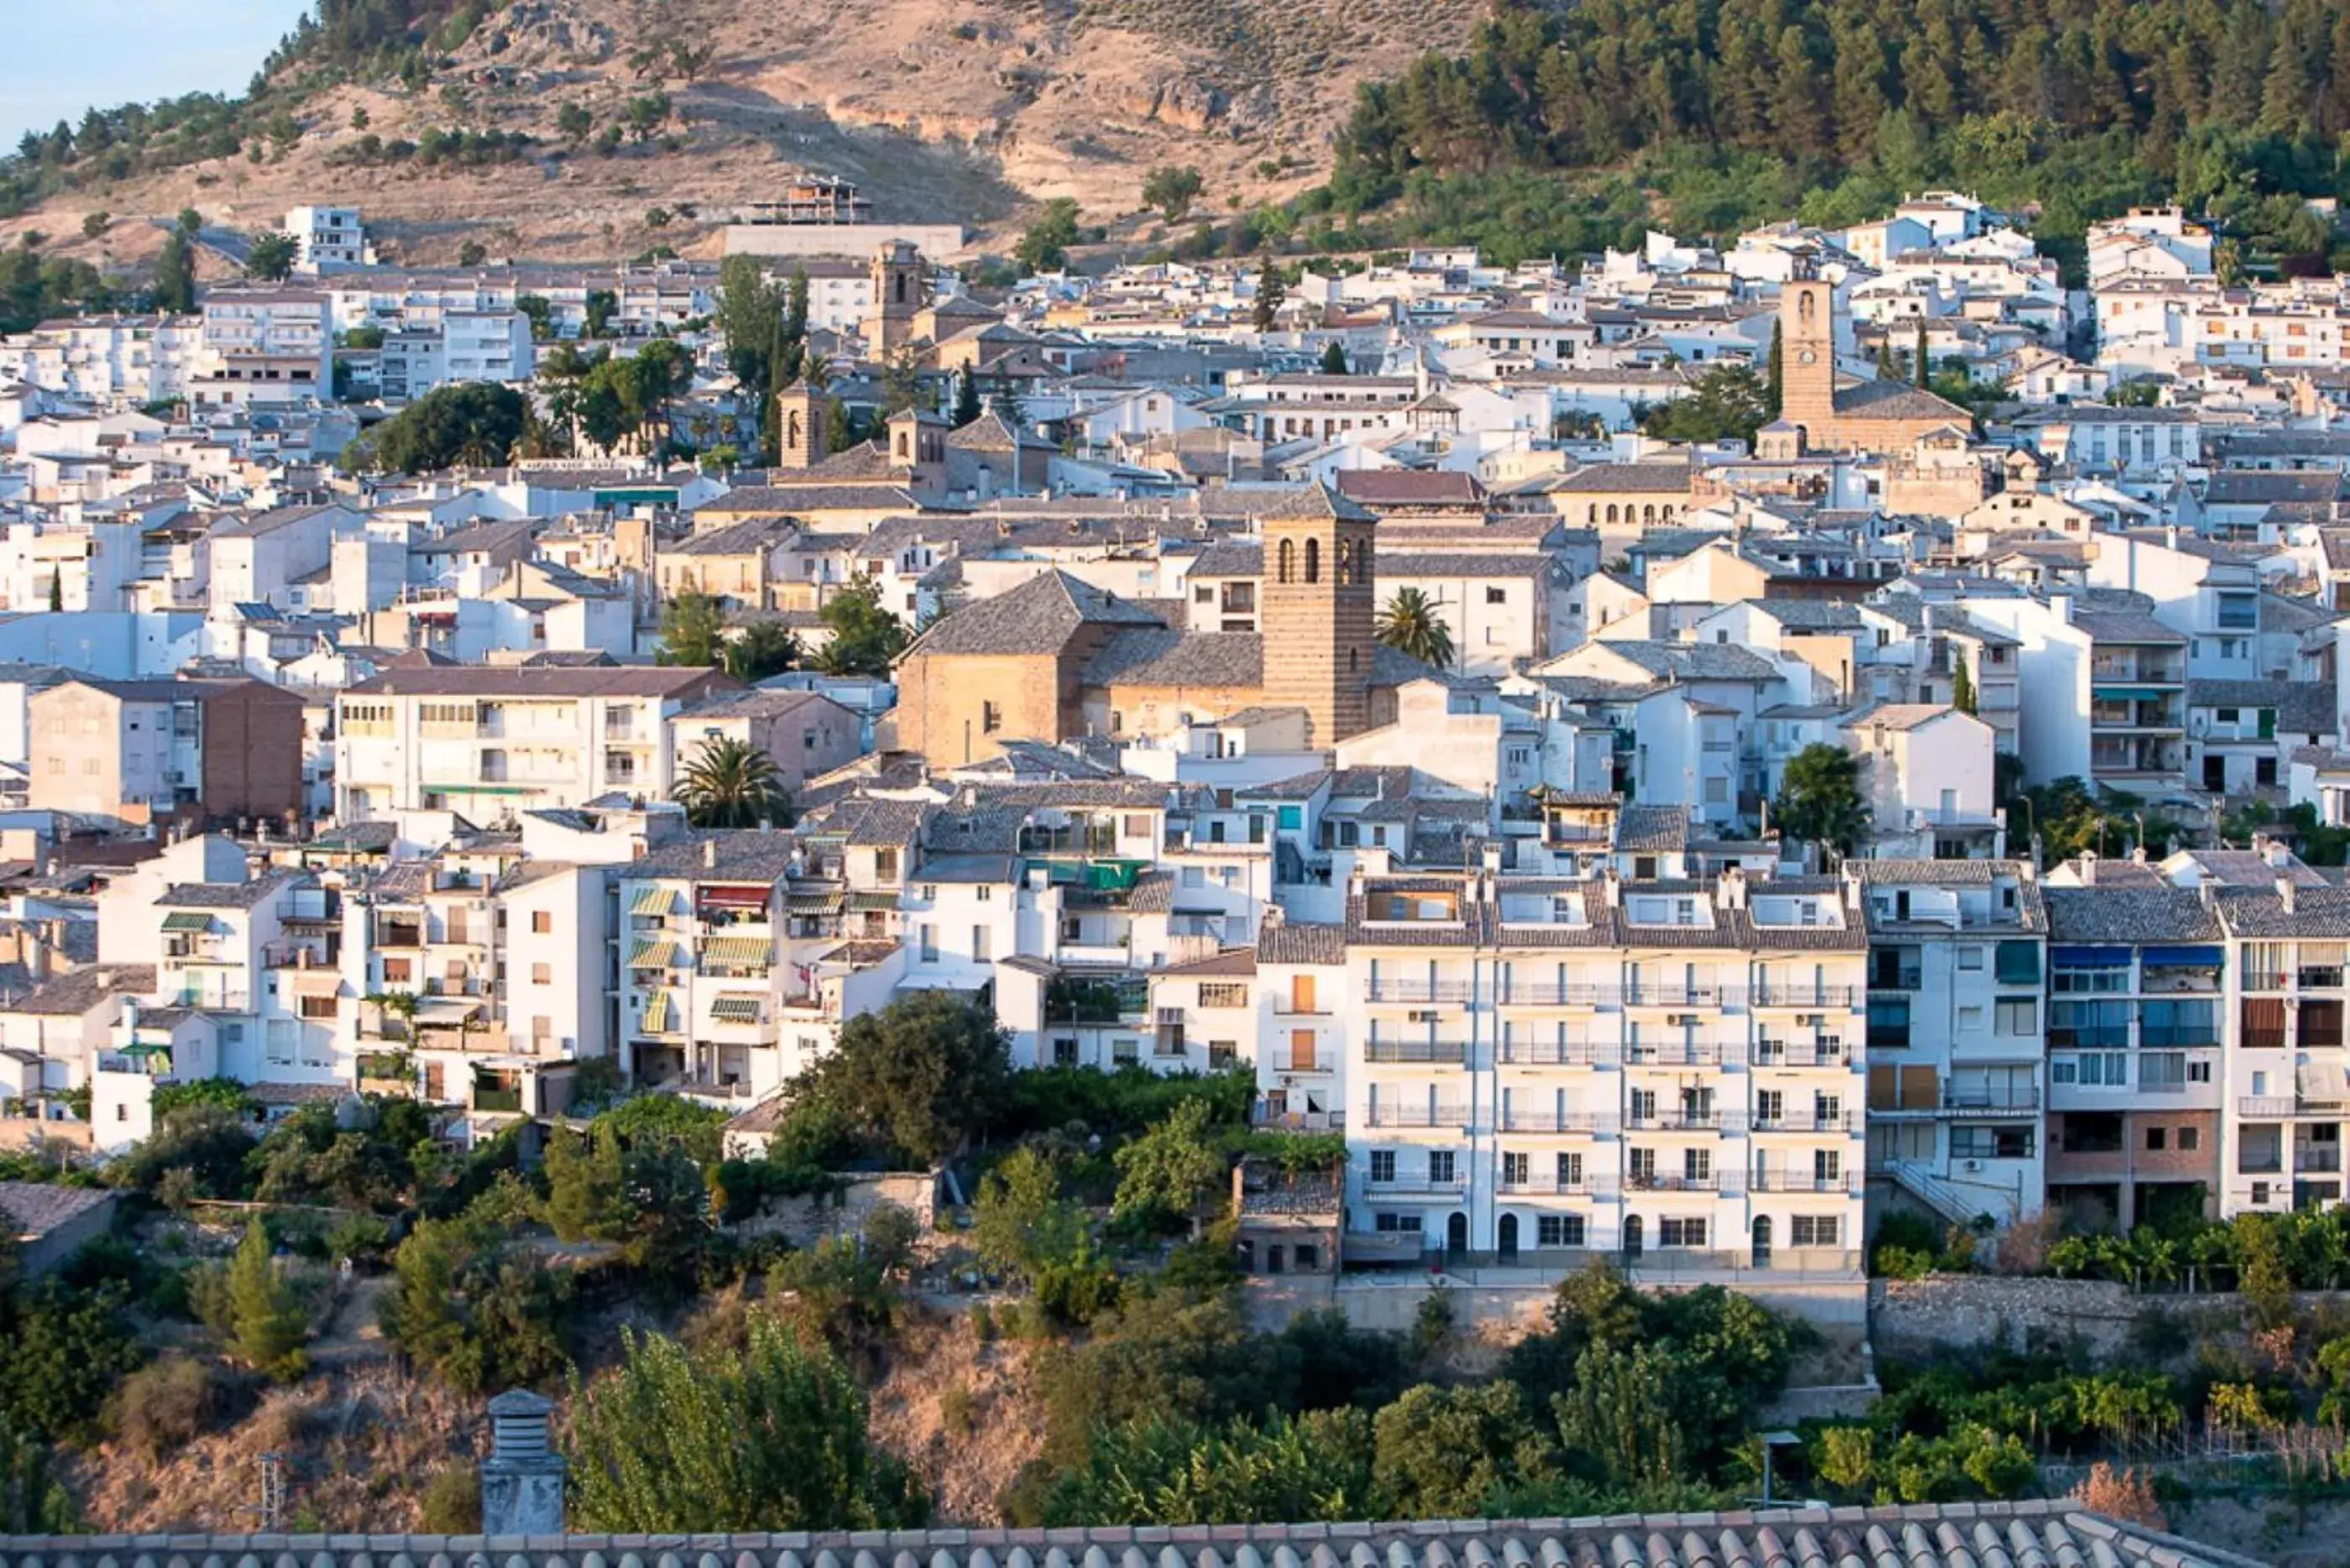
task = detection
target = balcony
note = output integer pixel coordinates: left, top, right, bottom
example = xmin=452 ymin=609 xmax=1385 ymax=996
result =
xmin=2295 ymin=1147 xmax=2343 ymax=1174
xmin=2240 ymin=1096 xmax=2298 ymax=1119
xmin=1498 ymin=1173 xmax=1620 ymax=1197
xmin=472 ymin=1086 xmax=525 ymax=1115
xmin=1623 ymin=984 xmax=1743 ymax=1007
xmin=1365 ymin=980 xmax=1473 ymax=1004
xmin=1363 ymin=1039 xmax=1469 ymax=1064
xmin=1501 ymin=982 xmax=1615 ymax=1006
xmin=1625 ymin=1171 xmax=1735 ymax=1194
xmin=1749 ymin=1171 xmax=1861 ymax=1194
xmin=1624 ymin=1041 xmax=1730 ymax=1067
xmin=1499 ymin=1109 xmax=1614 ymax=1133
xmin=1626 ymin=1108 xmax=1743 ymax=1132
xmin=1754 ymin=1039 xmax=1849 ymax=1068
xmin=1940 ymin=1087 xmax=2041 ymax=1115
xmin=1499 ymin=1039 xmax=1614 ymax=1067
xmin=1751 ymin=1111 xmax=1855 ymax=1133
xmin=1363 ymin=1104 xmax=1471 ymax=1129
xmin=1365 ymin=1173 xmax=1469 ymax=1194
xmin=1752 ymin=985 xmax=1861 ymax=1009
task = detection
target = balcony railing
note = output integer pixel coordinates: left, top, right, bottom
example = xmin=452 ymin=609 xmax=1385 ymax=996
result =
xmin=1940 ymin=1088 xmax=2041 ymax=1114
xmin=1749 ymin=1171 xmax=1862 ymax=1194
xmin=1625 ymin=1171 xmax=1735 ymax=1193
xmin=1499 ymin=1040 xmax=1615 ymax=1067
xmin=1500 ymin=982 xmax=1616 ymax=1006
xmin=1623 ymin=984 xmax=1743 ymax=1006
xmin=1365 ymin=980 xmax=1473 ymax=1004
xmin=1364 ymin=1173 xmax=1469 ymax=1194
xmin=1363 ymin=1039 xmax=1470 ymax=1064
xmin=1751 ymin=1111 xmax=1856 ymax=1133
xmin=2295 ymin=1147 xmax=2344 ymax=1173
xmin=1499 ymin=1109 xmax=1615 ymax=1133
xmin=472 ymin=1087 xmax=524 ymax=1114
xmin=2239 ymin=1096 xmax=2298 ymax=1118
xmin=1625 ymin=1041 xmax=1731 ymax=1067
xmin=1363 ymin=1104 xmax=1471 ymax=1129
xmin=1497 ymin=1173 xmax=1620 ymax=1197
xmin=1754 ymin=1039 xmax=1849 ymax=1068
xmin=1751 ymin=985 xmax=1861 ymax=1008
xmin=1626 ymin=1108 xmax=1743 ymax=1132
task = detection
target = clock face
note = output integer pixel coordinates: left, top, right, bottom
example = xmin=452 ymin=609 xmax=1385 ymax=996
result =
xmin=1798 ymin=349 xmax=1818 ymax=365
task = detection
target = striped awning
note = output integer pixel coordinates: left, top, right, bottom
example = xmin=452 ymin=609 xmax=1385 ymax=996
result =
xmin=642 ymin=990 xmax=675 ymax=1033
xmin=627 ymin=938 xmax=680 ymax=970
xmin=699 ymin=936 xmax=773 ymax=969
xmin=709 ymin=993 xmax=763 ymax=1024
xmin=630 ymin=886 xmax=678 ymax=917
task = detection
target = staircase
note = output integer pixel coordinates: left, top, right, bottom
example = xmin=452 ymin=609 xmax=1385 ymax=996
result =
xmin=1886 ymin=1161 xmax=2023 ymax=1230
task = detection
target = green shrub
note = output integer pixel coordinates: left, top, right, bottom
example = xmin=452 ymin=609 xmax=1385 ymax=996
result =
xmin=417 ymin=1465 xmax=481 ymax=1532
xmin=113 ymin=1354 xmax=228 ymax=1461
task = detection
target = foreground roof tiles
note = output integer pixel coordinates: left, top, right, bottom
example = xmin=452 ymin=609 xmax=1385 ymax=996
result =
xmin=0 ymin=1503 xmax=2259 ymax=1568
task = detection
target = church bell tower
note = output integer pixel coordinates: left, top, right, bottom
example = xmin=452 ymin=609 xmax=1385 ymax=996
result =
xmin=1259 ymin=483 xmax=1378 ymax=750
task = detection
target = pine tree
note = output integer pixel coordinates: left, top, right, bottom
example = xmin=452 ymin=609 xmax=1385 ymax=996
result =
xmin=952 ymin=365 xmax=981 ymax=426
xmin=1764 ymin=320 xmax=1783 ymax=416
xmin=1952 ymin=652 xmax=1976 ymax=713
xmin=1319 ymin=340 xmax=1349 ymax=374
xmin=45 ymin=572 xmax=60 ymax=613
xmin=1913 ymin=317 xmax=1931 ymax=389
xmin=227 ymin=1220 xmax=308 ymax=1382
xmin=153 ymin=229 xmax=196 ymax=314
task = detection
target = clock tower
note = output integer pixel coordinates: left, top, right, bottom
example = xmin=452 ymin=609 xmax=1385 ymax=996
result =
xmin=1779 ymin=244 xmax=1836 ymax=447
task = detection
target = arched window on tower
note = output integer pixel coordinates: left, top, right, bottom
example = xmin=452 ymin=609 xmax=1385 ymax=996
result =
xmin=1335 ymin=540 xmax=1352 ymax=585
xmin=1798 ymin=289 xmax=1816 ymax=325
xmin=1305 ymin=538 xmax=1321 ymax=583
xmin=787 ymin=411 xmax=803 ymax=448
xmin=1277 ymin=538 xmax=1295 ymax=584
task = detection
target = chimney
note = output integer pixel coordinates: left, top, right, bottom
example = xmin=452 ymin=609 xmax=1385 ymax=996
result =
xmin=479 ymin=1388 xmax=565 ymax=1534
xmin=703 ymin=838 xmax=718 ymax=869
xmin=2280 ymin=876 xmax=2298 ymax=915
xmin=1719 ymin=865 xmax=1747 ymax=909
xmin=2078 ymin=851 xmax=2097 ymax=886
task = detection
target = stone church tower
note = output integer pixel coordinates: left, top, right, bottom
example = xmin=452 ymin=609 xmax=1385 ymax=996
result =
xmin=1778 ymin=244 xmax=1837 ymax=447
xmin=866 ymin=241 xmax=926 ymax=358
xmin=772 ymin=380 xmax=828 ymax=469
xmin=1259 ymin=484 xmax=1378 ymax=749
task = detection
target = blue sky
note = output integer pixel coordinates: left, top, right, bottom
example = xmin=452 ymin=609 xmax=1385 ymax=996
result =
xmin=2 ymin=0 xmax=313 ymax=150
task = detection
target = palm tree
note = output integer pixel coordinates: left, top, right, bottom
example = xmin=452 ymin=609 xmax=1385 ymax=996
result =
xmin=1375 ymin=588 xmax=1455 ymax=669
xmin=672 ymin=738 xmax=792 ymax=828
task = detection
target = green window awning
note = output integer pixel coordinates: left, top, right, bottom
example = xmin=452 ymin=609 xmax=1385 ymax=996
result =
xmin=709 ymin=994 xmax=763 ymax=1023
xmin=630 ymin=886 xmax=678 ymax=917
xmin=700 ymin=936 xmax=773 ymax=969
xmin=642 ymin=990 xmax=675 ymax=1033
xmin=628 ymin=938 xmax=680 ymax=970
xmin=160 ymin=912 xmax=213 ymax=932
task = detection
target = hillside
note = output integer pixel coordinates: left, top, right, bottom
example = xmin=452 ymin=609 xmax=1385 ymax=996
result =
xmin=0 ymin=0 xmax=1491 ymax=272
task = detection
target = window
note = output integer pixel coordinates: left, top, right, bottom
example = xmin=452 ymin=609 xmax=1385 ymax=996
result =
xmin=918 ymin=925 xmax=938 ymax=962
xmin=1995 ymin=998 xmax=2039 ymax=1036
xmin=1536 ymin=1215 xmax=1586 ymax=1247
xmin=972 ymin=925 xmax=991 ymax=962
xmin=1958 ymin=947 xmax=1984 ymax=972
xmin=531 ymin=963 xmax=551 ymax=985
xmin=1502 ymin=1152 xmax=1529 ymax=1185
xmin=2146 ymin=1126 xmax=2168 ymax=1152
xmin=1428 ymin=1150 xmax=1456 ymax=1184
xmin=1199 ymin=982 xmax=1248 ymax=1008
xmin=1485 ymin=586 xmax=1506 ymax=604
xmin=1658 ymin=1217 xmax=1707 ymax=1247
xmin=531 ymin=911 xmax=552 ymax=934
xmin=1374 ymin=1212 xmax=1423 ymax=1234
xmin=981 ymin=702 xmax=1002 ymax=734
xmin=1790 ymin=1215 xmax=1840 ymax=1247
xmin=1370 ymin=1150 xmax=1396 ymax=1184
xmin=1814 ymin=1148 xmax=1842 ymax=1184
xmin=2180 ymin=1126 xmax=2201 ymax=1151
xmin=1556 ymin=1151 xmax=1583 ymax=1187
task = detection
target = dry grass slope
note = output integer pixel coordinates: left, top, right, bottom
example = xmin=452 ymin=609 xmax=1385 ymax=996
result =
xmin=0 ymin=0 xmax=1490 ymax=269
